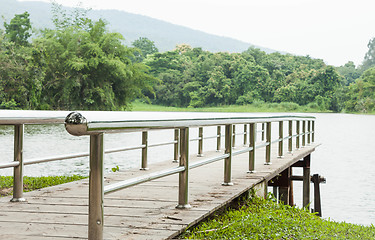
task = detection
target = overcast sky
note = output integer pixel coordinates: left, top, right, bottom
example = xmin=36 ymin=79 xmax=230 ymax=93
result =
xmin=19 ymin=0 xmax=375 ymax=66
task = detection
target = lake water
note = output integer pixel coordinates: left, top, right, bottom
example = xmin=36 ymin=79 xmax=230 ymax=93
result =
xmin=0 ymin=113 xmax=374 ymax=226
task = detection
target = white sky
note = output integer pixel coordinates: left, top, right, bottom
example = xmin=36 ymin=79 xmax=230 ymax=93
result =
xmin=19 ymin=0 xmax=375 ymax=66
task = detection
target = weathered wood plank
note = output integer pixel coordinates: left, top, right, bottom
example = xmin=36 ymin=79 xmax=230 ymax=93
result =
xmin=0 ymin=143 xmax=318 ymax=239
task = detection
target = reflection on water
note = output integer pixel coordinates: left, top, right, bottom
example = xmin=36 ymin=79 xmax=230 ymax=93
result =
xmin=1 ymin=113 xmax=374 ymax=225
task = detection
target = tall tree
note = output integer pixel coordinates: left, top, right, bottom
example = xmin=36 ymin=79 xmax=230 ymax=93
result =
xmin=361 ymin=37 xmax=375 ymax=72
xmin=3 ymin=11 xmax=32 ymax=46
xmin=132 ymin=37 xmax=158 ymax=62
xmin=33 ymin=5 xmax=155 ymax=110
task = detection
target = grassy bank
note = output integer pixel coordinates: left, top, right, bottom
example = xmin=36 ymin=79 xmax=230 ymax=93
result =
xmin=180 ymin=195 xmax=375 ymax=239
xmin=0 ymin=175 xmax=87 ymax=197
xmin=131 ymin=101 xmax=329 ymax=113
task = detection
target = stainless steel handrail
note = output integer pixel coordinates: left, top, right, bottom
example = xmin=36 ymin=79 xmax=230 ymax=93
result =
xmin=0 ymin=110 xmax=315 ymax=240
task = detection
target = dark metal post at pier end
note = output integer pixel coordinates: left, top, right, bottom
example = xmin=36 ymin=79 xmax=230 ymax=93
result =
xmin=89 ymin=134 xmax=104 ymax=240
xmin=11 ymin=124 xmax=25 ymax=202
xmin=177 ymin=127 xmax=191 ymax=209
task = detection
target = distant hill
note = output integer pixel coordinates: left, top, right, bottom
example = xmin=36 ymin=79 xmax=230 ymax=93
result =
xmin=0 ymin=0 xmax=277 ymax=53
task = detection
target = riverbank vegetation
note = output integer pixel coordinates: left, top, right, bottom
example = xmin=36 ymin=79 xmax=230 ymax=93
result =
xmin=1 ymin=5 xmax=375 ymax=113
xmin=0 ymin=175 xmax=87 ymax=197
xmin=180 ymin=194 xmax=375 ymax=239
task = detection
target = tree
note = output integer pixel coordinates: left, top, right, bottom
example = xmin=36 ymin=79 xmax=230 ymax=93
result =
xmin=345 ymin=67 xmax=375 ymax=112
xmin=33 ymin=6 xmax=155 ymax=110
xmin=3 ymin=12 xmax=32 ymax=46
xmin=361 ymin=37 xmax=375 ymax=72
xmin=0 ymin=14 xmax=42 ymax=109
xmin=336 ymin=61 xmax=361 ymax=85
xmin=132 ymin=37 xmax=158 ymax=62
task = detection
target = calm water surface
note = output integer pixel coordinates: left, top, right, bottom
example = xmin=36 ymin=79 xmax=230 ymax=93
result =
xmin=0 ymin=113 xmax=374 ymax=225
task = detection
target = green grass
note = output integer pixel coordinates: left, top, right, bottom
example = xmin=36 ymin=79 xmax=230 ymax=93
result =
xmin=180 ymin=195 xmax=375 ymax=239
xmin=131 ymin=101 xmax=329 ymax=113
xmin=0 ymin=175 xmax=87 ymax=197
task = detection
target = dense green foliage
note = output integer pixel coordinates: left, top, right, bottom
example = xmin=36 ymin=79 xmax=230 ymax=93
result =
xmin=0 ymin=7 xmax=155 ymax=110
xmin=1 ymin=5 xmax=375 ymax=113
xmin=145 ymin=46 xmax=343 ymax=111
xmin=181 ymin=195 xmax=375 ymax=239
xmin=0 ymin=175 xmax=87 ymax=196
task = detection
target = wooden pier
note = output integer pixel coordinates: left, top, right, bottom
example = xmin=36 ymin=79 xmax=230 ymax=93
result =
xmin=0 ymin=142 xmax=317 ymax=240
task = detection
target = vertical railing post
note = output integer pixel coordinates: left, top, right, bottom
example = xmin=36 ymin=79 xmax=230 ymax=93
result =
xmin=232 ymin=125 xmax=236 ymax=148
xmin=173 ymin=129 xmax=179 ymax=163
xmin=288 ymin=120 xmax=293 ymax=153
xmin=303 ymin=154 xmax=311 ymax=210
xmin=88 ymin=133 xmax=104 ymax=240
xmin=140 ymin=131 xmax=148 ymax=170
xmin=197 ymin=127 xmax=203 ymax=157
xmin=312 ymin=120 xmax=315 ymax=143
xmin=177 ymin=127 xmax=191 ymax=209
xmin=302 ymin=120 xmax=306 ymax=147
xmin=248 ymin=123 xmax=256 ymax=173
xmin=243 ymin=124 xmax=248 ymax=146
xmin=265 ymin=122 xmax=272 ymax=165
xmin=223 ymin=124 xmax=233 ymax=186
xmin=307 ymin=121 xmax=311 ymax=145
xmin=216 ymin=126 xmax=221 ymax=151
xmin=278 ymin=121 xmax=283 ymax=158
xmin=11 ymin=124 xmax=25 ymax=202
xmin=296 ymin=120 xmax=300 ymax=149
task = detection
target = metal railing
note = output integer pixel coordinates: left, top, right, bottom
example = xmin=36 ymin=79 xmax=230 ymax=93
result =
xmin=1 ymin=110 xmax=315 ymax=240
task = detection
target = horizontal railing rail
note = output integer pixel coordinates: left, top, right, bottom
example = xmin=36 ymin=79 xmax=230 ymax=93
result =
xmin=0 ymin=110 xmax=315 ymax=240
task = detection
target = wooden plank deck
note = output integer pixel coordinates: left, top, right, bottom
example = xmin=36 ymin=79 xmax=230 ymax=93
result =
xmin=0 ymin=143 xmax=318 ymax=240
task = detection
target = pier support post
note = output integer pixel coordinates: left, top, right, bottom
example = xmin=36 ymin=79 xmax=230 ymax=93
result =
xmin=197 ymin=127 xmax=203 ymax=157
xmin=223 ymin=124 xmax=233 ymax=186
xmin=173 ymin=129 xmax=179 ymax=163
xmin=11 ymin=124 xmax=25 ymax=202
xmin=89 ymin=133 xmax=104 ymax=240
xmin=177 ymin=127 xmax=191 ymax=209
xmin=140 ymin=131 xmax=148 ymax=170
xmin=269 ymin=167 xmax=292 ymax=205
xmin=303 ymin=154 xmax=311 ymax=209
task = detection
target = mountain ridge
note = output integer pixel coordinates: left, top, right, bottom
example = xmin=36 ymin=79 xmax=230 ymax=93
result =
xmin=0 ymin=0 xmax=278 ymax=53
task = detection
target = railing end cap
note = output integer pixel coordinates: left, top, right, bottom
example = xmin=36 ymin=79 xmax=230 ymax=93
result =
xmin=65 ymin=112 xmax=88 ymax=136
